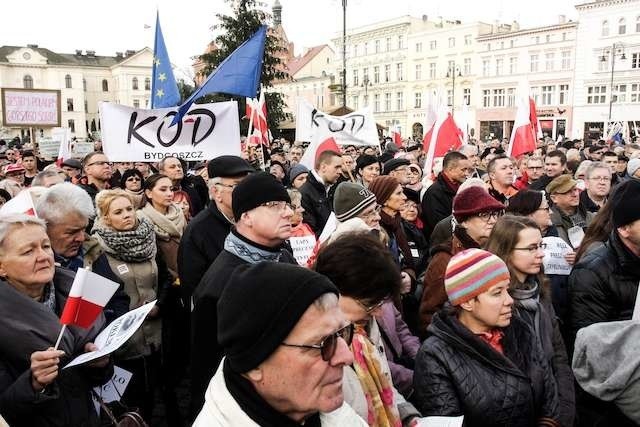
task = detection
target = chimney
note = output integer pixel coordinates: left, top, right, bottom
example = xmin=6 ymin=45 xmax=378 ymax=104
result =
xmin=558 ymin=15 xmax=566 ymax=24
xmin=115 ymin=52 xmax=123 ymax=58
xmin=75 ymin=49 xmax=83 ymax=56
xmin=422 ymin=14 xmax=428 ymax=22
xmin=86 ymin=50 xmax=95 ymax=57
xmin=125 ymin=49 xmax=136 ymax=57
xmin=27 ymin=44 xmax=38 ymax=49
xmin=512 ymin=20 xmax=520 ymax=31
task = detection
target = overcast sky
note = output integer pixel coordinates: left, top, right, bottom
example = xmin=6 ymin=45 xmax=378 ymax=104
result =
xmin=2 ymin=0 xmax=579 ymax=81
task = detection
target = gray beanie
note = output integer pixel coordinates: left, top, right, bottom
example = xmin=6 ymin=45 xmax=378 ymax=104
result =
xmin=288 ymin=163 xmax=309 ymax=182
xmin=333 ymin=182 xmax=377 ymax=222
xmin=627 ymin=158 xmax=640 ymax=177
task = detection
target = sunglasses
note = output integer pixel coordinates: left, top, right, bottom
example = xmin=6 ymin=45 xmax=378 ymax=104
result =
xmin=126 ymin=177 xmax=141 ymax=182
xmin=281 ymin=323 xmax=354 ymax=361
xmin=357 ymin=296 xmax=389 ymax=313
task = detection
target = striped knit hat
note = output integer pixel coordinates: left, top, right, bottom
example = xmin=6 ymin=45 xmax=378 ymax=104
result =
xmin=444 ymin=248 xmax=510 ymax=306
xmin=333 ymin=182 xmax=377 ymax=222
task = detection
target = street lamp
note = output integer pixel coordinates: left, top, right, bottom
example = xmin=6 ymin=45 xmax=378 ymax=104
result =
xmin=600 ymin=43 xmax=626 ymax=126
xmin=361 ymin=76 xmax=372 ymax=106
xmin=446 ymin=64 xmax=462 ymax=118
xmin=342 ymin=0 xmax=347 ymax=108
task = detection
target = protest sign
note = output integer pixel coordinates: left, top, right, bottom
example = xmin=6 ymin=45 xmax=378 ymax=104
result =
xmin=37 ymin=137 xmax=62 ymax=158
xmin=1 ymin=88 xmax=61 ymax=127
xmin=416 ymin=415 xmax=464 ymax=427
xmin=100 ymin=101 xmax=241 ymax=161
xmin=73 ymin=141 xmax=94 ymax=157
xmin=290 ymin=235 xmax=317 ymax=266
xmin=64 ymin=301 xmax=156 ymax=369
xmin=295 ymin=99 xmax=378 ymax=146
xmin=542 ymin=236 xmax=573 ymax=275
xmin=93 ymin=366 xmax=132 ymax=403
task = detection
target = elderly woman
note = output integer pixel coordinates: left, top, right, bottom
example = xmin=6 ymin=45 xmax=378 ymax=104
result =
xmin=0 ymin=214 xmax=111 ymax=426
xmin=287 ymin=188 xmax=315 ymax=239
xmin=93 ymin=189 xmax=167 ymax=419
xmin=314 ymin=233 xmax=421 ymax=426
xmin=120 ymin=168 xmax=145 ymax=208
xmin=413 ymin=248 xmax=560 ymax=427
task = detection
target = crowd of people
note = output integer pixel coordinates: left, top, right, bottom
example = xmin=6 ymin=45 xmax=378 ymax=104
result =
xmin=0 ymin=132 xmax=639 ymax=427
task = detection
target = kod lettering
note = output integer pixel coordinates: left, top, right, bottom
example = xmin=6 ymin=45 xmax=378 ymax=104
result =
xmin=127 ymin=110 xmax=216 ymax=148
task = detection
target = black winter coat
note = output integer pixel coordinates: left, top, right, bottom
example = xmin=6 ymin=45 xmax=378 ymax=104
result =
xmin=300 ymin=172 xmax=333 ymax=236
xmin=414 ymin=309 xmax=560 ymax=427
xmin=420 ymin=173 xmax=456 ymax=241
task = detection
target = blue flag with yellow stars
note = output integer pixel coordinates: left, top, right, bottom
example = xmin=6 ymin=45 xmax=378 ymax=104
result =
xmin=151 ymin=12 xmax=180 ymax=108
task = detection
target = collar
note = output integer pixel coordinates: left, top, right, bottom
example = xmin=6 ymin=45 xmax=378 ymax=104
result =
xmin=311 ymin=169 xmax=328 ymax=188
xmin=224 ymin=229 xmax=284 ymax=264
xmin=211 ymin=201 xmax=234 ymax=225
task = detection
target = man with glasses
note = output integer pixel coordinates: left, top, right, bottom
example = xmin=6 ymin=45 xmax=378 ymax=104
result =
xmin=383 ymin=158 xmax=411 ymax=186
xmin=178 ymin=156 xmax=254 ymax=302
xmin=191 ymin=172 xmax=297 ymax=419
xmin=193 ymin=262 xmax=364 ymax=426
xmin=517 ymin=156 xmax=544 ymax=188
xmin=547 ymin=175 xmax=594 ymax=253
xmin=78 ymin=151 xmax=113 ymax=202
xmin=581 ymin=162 xmax=612 ymax=212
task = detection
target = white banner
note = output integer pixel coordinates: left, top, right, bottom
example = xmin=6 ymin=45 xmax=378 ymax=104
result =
xmin=100 ymin=101 xmax=241 ymax=162
xmin=290 ymin=235 xmax=316 ymax=266
xmin=37 ymin=137 xmax=62 ymax=158
xmin=542 ymin=237 xmax=573 ymax=276
xmin=295 ymin=99 xmax=378 ymax=146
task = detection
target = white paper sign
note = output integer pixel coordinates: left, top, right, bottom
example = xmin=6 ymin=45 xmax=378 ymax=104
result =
xmin=295 ymin=99 xmax=379 ymax=146
xmin=93 ymin=366 xmax=132 ymax=403
xmin=37 ymin=137 xmax=62 ymax=158
xmin=543 ymin=236 xmax=573 ymax=275
xmin=416 ymin=415 xmax=464 ymax=427
xmin=100 ymin=101 xmax=241 ymax=162
xmin=72 ymin=141 xmax=95 ymax=157
xmin=290 ymin=235 xmax=317 ymax=266
xmin=64 ymin=301 xmax=156 ymax=369
xmin=568 ymin=226 xmax=585 ymax=249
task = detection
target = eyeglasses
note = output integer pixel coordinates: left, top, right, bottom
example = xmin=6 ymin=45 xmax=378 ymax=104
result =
xmin=281 ymin=323 xmax=354 ymax=361
xmin=514 ymin=242 xmax=547 ymax=252
xmin=360 ymin=204 xmax=382 ymax=220
xmin=86 ymin=161 xmax=111 ymax=167
xmin=357 ymin=296 xmax=389 ymax=314
xmin=126 ymin=177 xmax=141 ymax=182
xmin=476 ymin=210 xmax=505 ymax=221
xmin=261 ymin=200 xmax=294 ymax=212
xmin=537 ymin=206 xmax=550 ymax=212
xmin=214 ymin=182 xmax=238 ymax=190
xmin=588 ymin=176 xmax=611 ymax=182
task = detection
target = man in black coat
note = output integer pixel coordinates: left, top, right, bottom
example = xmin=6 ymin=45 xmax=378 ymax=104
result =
xmin=529 ymin=150 xmax=567 ymax=191
xmin=420 ymin=151 xmax=471 ymax=241
xmin=190 ymin=172 xmax=297 ymax=419
xmin=177 ymin=156 xmax=254 ymax=302
xmin=299 ymin=149 xmax=343 ymax=236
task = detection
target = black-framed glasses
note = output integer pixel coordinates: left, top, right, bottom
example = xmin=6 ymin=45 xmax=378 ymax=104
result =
xmin=86 ymin=160 xmax=111 ymax=167
xmin=476 ymin=209 xmax=505 ymax=221
xmin=126 ymin=177 xmax=141 ymax=182
xmin=281 ymin=323 xmax=354 ymax=361
xmin=360 ymin=204 xmax=382 ymax=220
xmin=261 ymin=200 xmax=294 ymax=212
xmin=357 ymin=296 xmax=389 ymax=314
xmin=514 ymin=242 xmax=547 ymax=253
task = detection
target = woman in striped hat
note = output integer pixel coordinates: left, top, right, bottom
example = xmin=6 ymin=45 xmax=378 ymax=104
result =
xmin=413 ymin=248 xmax=561 ymax=427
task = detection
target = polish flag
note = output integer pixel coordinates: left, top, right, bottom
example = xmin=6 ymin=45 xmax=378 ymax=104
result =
xmin=59 ymin=268 xmax=119 ymax=328
xmin=390 ymin=126 xmax=403 ymax=149
xmin=299 ymin=136 xmax=340 ymax=170
xmin=0 ymin=190 xmax=37 ymax=217
xmin=507 ymin=96 xmax=538 ymax=158
xmin=422 ymin=108 xmax=463 ymax=177
xmin=246 ymin=91 xmax=269 ymax=146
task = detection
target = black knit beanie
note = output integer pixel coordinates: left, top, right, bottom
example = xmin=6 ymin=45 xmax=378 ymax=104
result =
xmin=232 ymin=172 xmax=290 ymax=220
xmin=611 ymin=179 xmax=640 ymax=228
xmin=218 ymin=262 xmax=339 ymax=373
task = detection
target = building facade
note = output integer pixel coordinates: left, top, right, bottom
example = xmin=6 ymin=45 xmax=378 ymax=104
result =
xmin=0 ymin=45 xmax=152 ymax=141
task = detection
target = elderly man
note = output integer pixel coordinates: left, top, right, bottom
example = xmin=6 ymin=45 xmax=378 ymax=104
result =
xmin=580 ymin=162 xmax=611 ymax=212
xmin=190 ymin=172 xmax=297 ymax=417
xmin=78 ymin=151 xmax=112 ymax=201
xmin=193 ymin=262 xmax=363 ymax=426
xmin=35 ymin=183 xmax=129 ymax=322
xmin=289 ymin=145 xmax=304 ymax=166
xmin=158 ymin=156 xmax=207 ymax=217
xmin=383 ymin=158 xmax=411 ymax=185
xmin=178 ymin=156 xmax=254 ymax=300
xmin=300 ymin=150 xmax=343 ymax=235
xmin=547 ymin=175 xmax=594 ymax=250
xmin=32 ymin=170 xmax=65 ymax=187
xmin=61 ymin=158 xmax=82 ymax=181
xmin=459 ymin=144 xmax=483 ymax=178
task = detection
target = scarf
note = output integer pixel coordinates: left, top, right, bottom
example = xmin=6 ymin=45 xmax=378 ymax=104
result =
xmin=223 ymin=359 xmax=321 ymax=427
xmin=476 ymin=329 xmax=505 ymax=354
xmin=93 ymin=215 xmax=157 ymax=262
xmin=351 ymin=324 xmax=401 ymax=427
xmin=41 ymin=282 xmax=57 ymax=313
xmin=379 ymin=210 xmax=415 ymax=270
xmin=510 ymin=277 xmax=542 ymax=340
xmin=452 ymin=225 xmax=481 ymax=250
xmin=440 ymin=172 xmax=461 ymax=194
xmin=224 ymin=229 xmax=285 ymax=264
xmin=140 ymin=203 xmax=185 ymax=241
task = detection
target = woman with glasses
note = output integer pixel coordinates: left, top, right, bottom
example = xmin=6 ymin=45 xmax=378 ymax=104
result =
xmin=414 ymin=249 xmax=561 ymax=426
xmin=314 ymin=233 xmax=421 ymax=426
xmin=120 ymin=168 xmax=145 ymax=208
xmin=286 ymin=188 xmax=315 ymax=239
xmin=418 ymin=186 xmax=505 ymax=335
xmin=485 ymin=215 xmax=575 ymax=427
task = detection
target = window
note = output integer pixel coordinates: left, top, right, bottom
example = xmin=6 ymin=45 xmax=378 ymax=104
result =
xmin=363 ymin=42 xmax=368 ymax=55
xmin=363 ymin=68 xmax=369 ymax=83
xmin=415 ymin=92 xmax=422 ymax=108
xmin=535 ymin=36 xmax=540 ymax=44
xmin=507 ymin=88 xmax=515 ymax=107
xmin=66 ymin=98 xmax=74 ymax=111
xmin=429 ymin=63 xmax=436 ymax=79
xmin=463 ymin=88 xmax=471 ymax=105
xmin=133 ymin=99 xmax=140 ymax=108
xmin=509 ymin=57 xmax=518 ymax=74
xmin=415 ymin=42 xmax=422 ymax=53
xmin=482 ymin=59 xmax=490 ymax=76
xmin=397 ymin=35 xmax=404 ymax=49
xmin=599 ymin=53 xmax=610 ymax=72
xmin=429 ymin=40 xmax=437 ymax=50
xmin=559 ymin=84 xmax=569 ymax=104
xmin=632 ymin=83 xmax=640 ymax=102
xmin=496 ymin=58 xmax=504 ymax=76
xmin=541 ymin=85 xmax=555 ymax=105
xmin=374 ymin=94 xmax=380 ymax=112
xmin=613 ymin=84 xmax=627 ymax=102
xmin=102 ymin=79 xmax=109 ymax=91
xmin=587 ymin=85 xmax=606 ymax=104
xmin=132 ymin=77 xmax=138 ymax=90
xmin=619 ymin=18 xmax=626 ymax=35
xmin=353 ymin=69 xmax=359 ymax=87
xmin=375 ymin=40 xmax=380 ymax=53
xmin=68 ymin=119 xmax=75 ymax=133
xmin=353 ymin=44 xmax=358 ymax=57
xmin=384 ymin=93 xmax=391 ymax=111
xmin=500 ymin=41 xmax=504 ymax=49
xmin=352 ymin=96 xmax=359 ymax=110
xmin=384 ymin=64 xmax=391 ymax=82
xmin=83 ymin=78 xmax=87 ymax=91
xmin=487 ymin=43 xmax=491 ymax=51
xmin=493 ymin=89 xmax=505 ymax=107
xmin=396 ymin=63 xmax=403 ymax=81
xmin=23 ymin=75 xmax=33 ymax=89
xmin=447 ymin=89 xmax=453 ymax=106
xmin=561 ymin=51 xmax=571 ymax=70
xmin=448 ymin=60 xmax=455 ymax=73
xmin=386 ymin=37 xmax=391 ymax=52
xmin=65 ymin=74 xmax=72 ymax=89
xmin=448 ymin=37 xmax=455 ymax=48
xmin=545 ymin=53 xmax=554 ymax=71
xmin=464 ymin=58 xmax=471 ymax=75
xmin=464 ymin=35 xmax=472 ymax=46
xmin=602 ymin=20 xmax=609 ymax=36
xmin=374 ymin=66 xmax=380 ymax=83
xmin=510 ymin=40 xmax=515 ymax=48
xmin=530 ymin=54 xmax=539 ymax=72
xmin=637 ymin=16 xmax=640 ymax=32
xmin=145 ymin=77 xmax=151 ymax=90
xmin=396 ymin=92 xmax=403 ymax=110
xmin=531 ymin=86 xmax=540 ymax=104
xmin=415 ymin=64 xmax=422 ymax=80
xmin=483 ymin=89 xmax=491 ymax=107
xmin=546 ymin=35 xmax=551 ymax=43
xmin=632 ymin=53 xmax=640 ymax=69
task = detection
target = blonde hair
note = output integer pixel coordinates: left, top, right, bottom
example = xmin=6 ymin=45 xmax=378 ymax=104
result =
xmin=95 ymin=189 xmax=135 ymax=220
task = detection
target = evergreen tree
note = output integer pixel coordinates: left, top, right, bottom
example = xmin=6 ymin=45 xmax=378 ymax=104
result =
xmin=198 ymin=0 xmax=288 ymax=137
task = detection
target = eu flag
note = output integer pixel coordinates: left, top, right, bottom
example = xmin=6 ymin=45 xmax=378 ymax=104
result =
xmin=151 ymin=12 xmax=180 ymax=108
xmin=170 ymin=25 xmax=267 ymax=126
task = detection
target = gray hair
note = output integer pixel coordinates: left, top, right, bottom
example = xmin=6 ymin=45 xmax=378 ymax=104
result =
xmin=31 ymin=170 xmax=63 ymax=187
xmin=287 ymin=188 xmax=301 ymax=206
xmin=0 ymin=213 xmax=47 ymax=251
xmin=207 ymin=176 xmax=222 ymax=191
xmin=312 ymin=292 xmax=338 ymax=311
xmin=574 ymin=160 xmax=593 ymax=179
xmin=585 ymin=161 xmax=611 ymax=179
xmin=36 ymin=183 xmax=95 ymax=224
xmin=459 ymin=144 xmax=478 ymax=156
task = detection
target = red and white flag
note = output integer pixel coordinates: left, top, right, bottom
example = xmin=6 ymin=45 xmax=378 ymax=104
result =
xmin=390 ymin=126 xmax=403 ymax=149
xmin=246 ymin=91 xmax=269 ymax=146
xmin=507 ymin=96 xmax=539 ymax=158
xmin=0 ymin=190 xmax=37 ymax=217
xmin=59 ymin=268 xmax=119 ymax=329
xmin=422 ymin=108 xmax=463 ymax=177
xmin=299 ymin=136 xmax=340 ymax=170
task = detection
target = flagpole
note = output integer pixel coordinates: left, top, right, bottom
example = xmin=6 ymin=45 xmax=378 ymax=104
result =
xmin=54 ymin=324 xmax=66 ymax=351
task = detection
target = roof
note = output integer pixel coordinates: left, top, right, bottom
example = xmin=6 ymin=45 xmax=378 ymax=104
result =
xmin=286 ymin=45 xmax=328 ymax=76
xmin=0 ymin=46 xmax=145 ymax=67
